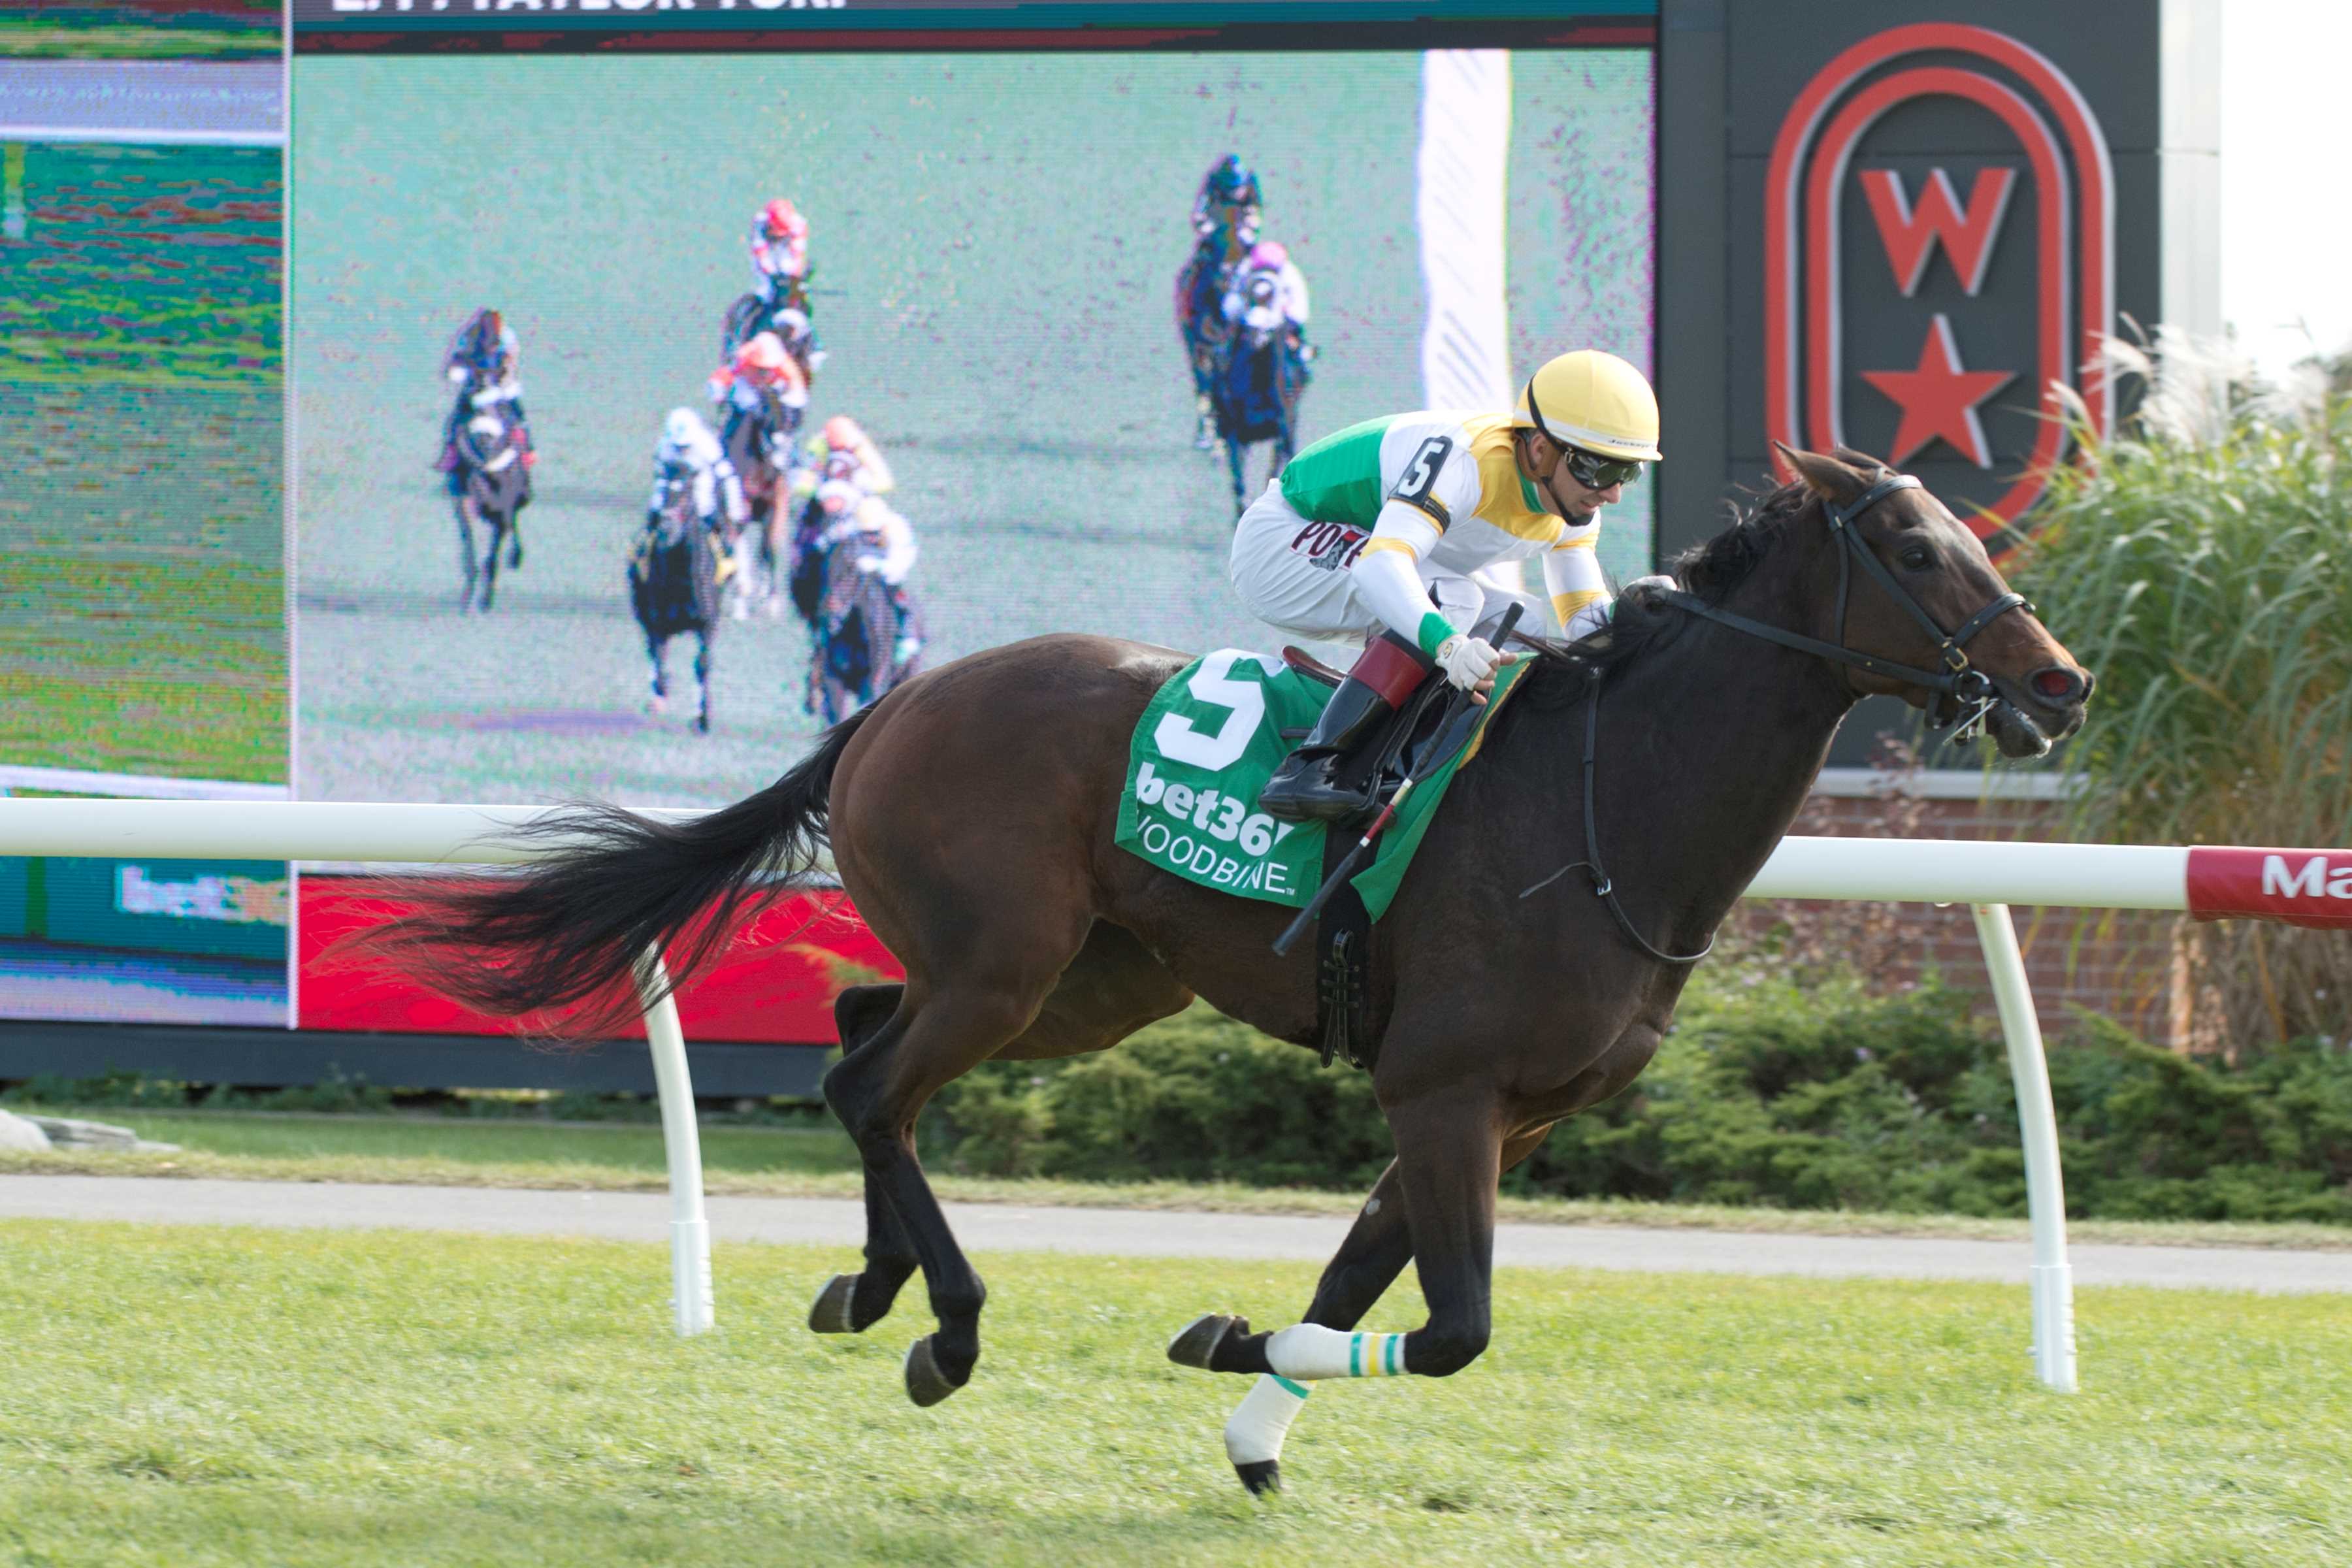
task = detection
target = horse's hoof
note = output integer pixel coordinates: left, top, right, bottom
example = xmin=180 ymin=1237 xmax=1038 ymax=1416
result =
xmin=904 ymin=1335 xmax=964 ymax=1408
xmin=1166 ymin=1312 xmax=1241 ymax=1371
xmin=1234 ymin=1460 xmax=1282 ymax=1497
xmin=807 ymin=1273 xmax=858 ymax=1334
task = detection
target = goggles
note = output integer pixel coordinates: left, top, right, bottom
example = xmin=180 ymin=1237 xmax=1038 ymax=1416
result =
xmin=1558 ymin=444 xmax=1646 ymax=492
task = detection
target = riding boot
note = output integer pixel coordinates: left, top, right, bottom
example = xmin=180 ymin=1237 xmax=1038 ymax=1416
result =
xmin=1258 ymin=631 xmax=1435 ymax=823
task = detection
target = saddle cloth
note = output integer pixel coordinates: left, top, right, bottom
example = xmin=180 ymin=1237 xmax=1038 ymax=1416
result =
xmin=1113 ymin=649 xmax=1529 ymax=921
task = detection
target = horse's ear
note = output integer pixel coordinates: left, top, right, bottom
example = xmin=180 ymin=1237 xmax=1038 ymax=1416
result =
xmin=1773 ymin=442 xmax=1872 ymax=505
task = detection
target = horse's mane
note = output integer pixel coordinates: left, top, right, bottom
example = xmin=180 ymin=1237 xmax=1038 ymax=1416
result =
xmin=1507 ymin=475 xmax=1822 ymax=710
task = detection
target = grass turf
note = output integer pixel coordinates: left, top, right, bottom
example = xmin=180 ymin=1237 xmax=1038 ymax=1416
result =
xmin=0 ymin=1221 xmax=2346 ymax=1565
xmin=7 ymin=1106 xmax=2352 ymax=1252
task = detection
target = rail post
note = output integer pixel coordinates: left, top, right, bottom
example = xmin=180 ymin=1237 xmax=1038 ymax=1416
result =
xmin=1970 ymin=904 xmax=2076 ymax=1392
xmin=634 ymin=949 xmax=713 ymax=1337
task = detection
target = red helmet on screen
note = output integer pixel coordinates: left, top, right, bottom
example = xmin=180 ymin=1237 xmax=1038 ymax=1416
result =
xmin=1246 ymin=240 xmax=1288 ymax=271
xmin=823 ymin=416 xmax=865 ymax=452
xmin=736 ymin=332 xmax=791 ymax=375
xmin=760 ymin=199 xmax=808 ymax=240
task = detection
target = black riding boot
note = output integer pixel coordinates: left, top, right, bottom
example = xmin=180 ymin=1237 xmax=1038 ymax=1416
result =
xmin=1258 ymin=631 xmax=1434 ymax=823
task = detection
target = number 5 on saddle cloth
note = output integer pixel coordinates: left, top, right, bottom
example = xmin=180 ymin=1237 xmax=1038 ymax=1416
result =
xmin=1113 ymin=615 xmax=1529 ymax=1069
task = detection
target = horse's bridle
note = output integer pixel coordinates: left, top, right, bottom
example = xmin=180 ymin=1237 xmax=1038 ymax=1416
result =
xmin=1526 ymin=472 xmax=2036 ymax=966
xmin=1655 ymin=472 xmax=2033 ymax=739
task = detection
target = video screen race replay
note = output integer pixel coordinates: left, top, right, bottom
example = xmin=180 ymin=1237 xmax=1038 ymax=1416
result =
xmin=3 ymin=1 xmax=1657 ymax=1037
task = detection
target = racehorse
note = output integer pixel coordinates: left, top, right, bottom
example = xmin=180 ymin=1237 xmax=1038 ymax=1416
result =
xmin=716 ymin=381 xmax=806 ymax=617
xmin=628 ymin=474 xmax=724 ymax=734
xmin=1174 ymin=223 xmax=1247 ymax=448
xmin=451 ymin=404 xmax=529 ymax=613
xmin=720 ymin=282 xmax=819 ymax=383
xmin=805 ymin=531 xmax=923 ymax=724
xmin=1209 ymin=272 xmax=1312 ymax=517
xmin=364 ymin=447 xmax=2093 ymax=1495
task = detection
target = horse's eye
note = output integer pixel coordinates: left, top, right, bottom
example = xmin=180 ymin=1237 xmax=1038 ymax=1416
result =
xmin=1899 ymin=546 xmax=1934 ymax=572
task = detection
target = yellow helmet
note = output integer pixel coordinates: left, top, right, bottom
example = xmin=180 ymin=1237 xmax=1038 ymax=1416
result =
xmin=1512 ymin=350 xmax=1662 ymax=463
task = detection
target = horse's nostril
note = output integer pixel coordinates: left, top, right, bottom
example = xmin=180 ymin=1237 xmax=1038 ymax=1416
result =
xmin=2030 ymin=666 xmax=2084 ymax=703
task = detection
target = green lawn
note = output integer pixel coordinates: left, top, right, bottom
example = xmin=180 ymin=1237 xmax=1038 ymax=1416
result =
xmin=0 ymin=1222 xmax=2345 ymax=1565
xmin=10 ymin=1105 xmax=2352 ymax=1252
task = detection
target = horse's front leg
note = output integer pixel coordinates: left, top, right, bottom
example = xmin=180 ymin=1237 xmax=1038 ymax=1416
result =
xmin=1170 ymin=1083 xmax=1504 ymax=1490
xmin=478 ymin=514 xmax=504 ymax=612
xmin=691 ymin=629 xmax=713 ymax=734
xmin=1225 ymin=436 xmax=1248 ymax=519
xmin=453 ymin=498 xmax=480 ymax=612
xmin=644 ymin=629 xmax=669 ymax=713
xmin=1208 ymin=1117 xmax=1546 ymax=1493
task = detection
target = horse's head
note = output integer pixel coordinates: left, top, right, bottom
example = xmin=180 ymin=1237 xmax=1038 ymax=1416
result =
xmin=1769 ymin=444 xmax=2093 ymax=759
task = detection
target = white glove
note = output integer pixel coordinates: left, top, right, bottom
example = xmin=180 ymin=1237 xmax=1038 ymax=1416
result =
xmin=1433 ymin=633 xmax=1502 ymax=691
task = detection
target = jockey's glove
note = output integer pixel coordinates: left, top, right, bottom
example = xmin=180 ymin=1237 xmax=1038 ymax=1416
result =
xmin=1435 ymin=633 xmax=1504 ymax=691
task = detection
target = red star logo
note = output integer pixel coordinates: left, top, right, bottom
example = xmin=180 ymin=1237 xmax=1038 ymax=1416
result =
xmin=1861 ymin=314 xmax=2015 ymax=468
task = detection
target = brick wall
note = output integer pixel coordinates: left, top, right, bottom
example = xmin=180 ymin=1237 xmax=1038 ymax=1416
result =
xmin=1747 ymin=791 xmax=2185 ymax=1046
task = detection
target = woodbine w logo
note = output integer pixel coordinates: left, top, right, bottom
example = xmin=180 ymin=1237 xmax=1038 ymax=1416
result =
xmin=1764 ymin=22 xmax=2117 ymax=554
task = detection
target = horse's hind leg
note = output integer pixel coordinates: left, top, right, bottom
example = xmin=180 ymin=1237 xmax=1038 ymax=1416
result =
xmin=808 ymin=983 xmax=920 ymax=1335
xmin=818 ymin=911 xmax=1150 ymax=1405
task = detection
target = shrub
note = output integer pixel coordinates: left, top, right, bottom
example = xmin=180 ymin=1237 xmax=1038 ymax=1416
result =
xmin=923 ymin=979 xmax=2352 ymax=1224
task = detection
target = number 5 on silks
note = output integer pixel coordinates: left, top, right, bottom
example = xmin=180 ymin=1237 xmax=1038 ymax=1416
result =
xmin=1153 ymin=651 xmax=1282 ymax=772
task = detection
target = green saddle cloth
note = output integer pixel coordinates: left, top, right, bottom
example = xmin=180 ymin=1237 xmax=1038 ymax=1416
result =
xmin=1113 ymin=650 xmax=1529 ymax=921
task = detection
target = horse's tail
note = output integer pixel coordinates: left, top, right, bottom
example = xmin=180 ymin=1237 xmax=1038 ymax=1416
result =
xmin=357 ymin=708 xmax=877 ymax=1039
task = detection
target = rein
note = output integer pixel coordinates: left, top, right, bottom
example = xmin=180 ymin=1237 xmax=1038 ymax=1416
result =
xmin=1659 ymin=474 xmax=2033 ymax=739
xmin=1526 ymin=472 xmax=2034 ymax=966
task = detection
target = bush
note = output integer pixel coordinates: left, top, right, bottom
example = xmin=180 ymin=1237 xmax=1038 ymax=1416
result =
xmin=922 ymin=979 xmax=2352 ymax=1224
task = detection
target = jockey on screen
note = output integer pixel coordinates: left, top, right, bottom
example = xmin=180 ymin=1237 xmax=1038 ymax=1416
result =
xmin=813 ymin=479 xmax=923 ymax=666
xmin=708 ymin=331 xmax=809 ymax=447
xmin=1228 ymin=348 xmax=1664 ymax=822
xmin=748 ymin=197 xmax=810 ymax=302
xmin=819 ymin=415 xmax=894 ymax=496
xmin=436 ymin=307 xmax=534 ymax=494
xmin=648 ymin=406 xmax=747 ymax=538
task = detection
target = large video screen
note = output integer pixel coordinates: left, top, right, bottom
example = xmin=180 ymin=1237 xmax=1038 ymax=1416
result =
xmin=3 ymin=14 xmax=1656 ymax=1042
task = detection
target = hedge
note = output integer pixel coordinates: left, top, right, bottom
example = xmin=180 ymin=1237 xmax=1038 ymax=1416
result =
xmin=925 ymin=972 xmax=2352 ymax=1224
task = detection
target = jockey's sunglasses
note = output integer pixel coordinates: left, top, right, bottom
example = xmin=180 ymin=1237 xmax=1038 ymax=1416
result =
xmin=1558 ymin=444 xmax=1646 ymax=491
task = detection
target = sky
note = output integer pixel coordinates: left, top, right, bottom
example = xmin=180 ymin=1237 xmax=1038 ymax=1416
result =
xmin=2220 ymin=0 xmax=2352 ymax=376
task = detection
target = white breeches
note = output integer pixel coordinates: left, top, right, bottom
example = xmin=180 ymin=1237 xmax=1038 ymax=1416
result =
xmin=1228 ymin=482 xmax=1542 ymax=646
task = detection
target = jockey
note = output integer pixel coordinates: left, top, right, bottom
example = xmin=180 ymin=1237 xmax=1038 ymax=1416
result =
xmin=819 ymin=415 xmax=895 ymax=496
xmin=708 ymin=331 xmax=809 ymax=444
xmin=814 ymin=480 xmax=923 ymax=664
xmin=747 ymin=197 xmax=811 ymax=303
xmin=1229 ymin=348 xmax=1661 ymax=821
xmin=436 ymin=307 xmax=534 ymax=491
xmin=647 ymin=406 xmax=747 ymax=535
xmin=1192 ymin=154 xmax=1263 ymax=246
xmin=1222 ymin=240 xmax=1311 ymax=344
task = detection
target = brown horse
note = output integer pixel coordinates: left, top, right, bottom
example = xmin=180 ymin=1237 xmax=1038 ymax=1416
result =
xmin=370 ymin=447 xmax=2092 ymax=1494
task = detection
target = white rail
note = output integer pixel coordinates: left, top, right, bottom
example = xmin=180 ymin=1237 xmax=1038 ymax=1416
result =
xmin=3 ymin=799 xmax=2344 ymax=1382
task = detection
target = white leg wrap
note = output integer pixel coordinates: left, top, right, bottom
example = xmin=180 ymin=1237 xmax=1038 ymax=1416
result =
xmin=1264 ymin=1322 xmax=1409 ymax=1380
xmin=1222 ymin=1374 xmax=1311 ymax=1467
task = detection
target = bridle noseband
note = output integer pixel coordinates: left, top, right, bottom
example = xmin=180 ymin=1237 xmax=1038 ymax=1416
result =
xmin=1656 ymin=472 xmax=2032 ymax=739
xmin=1531 ymin=472 xmax=2035 ymax=966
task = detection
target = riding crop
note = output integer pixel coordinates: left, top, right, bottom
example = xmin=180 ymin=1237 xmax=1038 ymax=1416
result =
xmin=1272 ymin=603 xmax=1524 ymax=956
